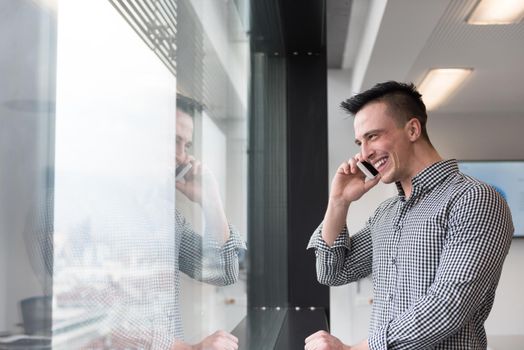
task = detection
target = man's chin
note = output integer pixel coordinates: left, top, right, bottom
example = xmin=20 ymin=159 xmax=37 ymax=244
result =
xmin=378 ymin=172 xmax=395 ymax=184
xmin=380 ymin=178 xmax=393 ymax=184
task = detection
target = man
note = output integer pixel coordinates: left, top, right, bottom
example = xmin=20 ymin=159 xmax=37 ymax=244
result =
xmin=305 ymin=81 xmax=513 ymax=349
xmin=169 ymin=94 xmax=245 ymax=350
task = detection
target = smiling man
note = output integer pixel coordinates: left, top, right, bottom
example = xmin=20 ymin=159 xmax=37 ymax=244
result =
xmin=306 ymin=81 xmax=514 ymax=350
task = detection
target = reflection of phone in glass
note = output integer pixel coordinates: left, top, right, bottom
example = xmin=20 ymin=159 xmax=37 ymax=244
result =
xmin=357 ymin=160 xmax=378 ymax=179
xmin=175 ymin=163 xmax=192 ymax=181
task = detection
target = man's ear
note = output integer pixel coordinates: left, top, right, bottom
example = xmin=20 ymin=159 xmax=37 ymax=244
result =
xmin=405 ymin=118 xmax=422 ymax=142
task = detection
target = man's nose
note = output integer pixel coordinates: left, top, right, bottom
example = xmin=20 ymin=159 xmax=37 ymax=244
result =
xmin=176 ymin=148 xmax=187 ymax=164
xmin=360 ymin=143 xmax=375 ymax=161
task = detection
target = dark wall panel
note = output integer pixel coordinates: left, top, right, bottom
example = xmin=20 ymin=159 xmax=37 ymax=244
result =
xmin=287 ymin=53 xmax=329 ymax=309
xmin=248 ymin=54 xmax=289 ymax=308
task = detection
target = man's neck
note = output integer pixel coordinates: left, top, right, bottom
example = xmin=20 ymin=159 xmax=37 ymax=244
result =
xmin=400 ymin=145 xmax=442 ymax=199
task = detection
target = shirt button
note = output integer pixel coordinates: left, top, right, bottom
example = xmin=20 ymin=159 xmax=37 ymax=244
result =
xmin=389 ymin=294 xmax=394 ymax=302
xmin=391 ymin=257 xmax=397 ymax=265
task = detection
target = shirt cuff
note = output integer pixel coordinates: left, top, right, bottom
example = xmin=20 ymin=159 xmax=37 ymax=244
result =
xmin=203 ymin=224 xmax=247 ymax=254
xmin=306 ymin=222 xmax=350 ymax=253
xmin=220 ymin=224 xmax=247 ymax=252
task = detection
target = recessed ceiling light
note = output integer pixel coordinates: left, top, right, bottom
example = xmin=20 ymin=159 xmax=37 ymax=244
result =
xmin=467 ymin=0 xmax=524 ymax=25
xmin=418 ymin=69 xmax=473 ymax=111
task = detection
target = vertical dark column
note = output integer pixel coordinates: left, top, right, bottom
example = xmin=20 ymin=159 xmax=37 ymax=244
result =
xmin=286 ymin=53 xmax=329 ymax=310
xmin=246 ymin=0 xmax=330 ymax=341
xmin=248 ymin=54 xmax=289 ymax=308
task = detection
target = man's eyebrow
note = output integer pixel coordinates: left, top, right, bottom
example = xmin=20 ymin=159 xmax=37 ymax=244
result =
xmin=354 ymin=129 xmax=384 ymax=145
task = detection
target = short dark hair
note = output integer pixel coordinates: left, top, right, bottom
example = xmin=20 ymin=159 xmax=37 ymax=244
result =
xmin=176 ymin=93 xmax=204 ymax=117
xmin=340 ymin=81 xmax=430 ymax=142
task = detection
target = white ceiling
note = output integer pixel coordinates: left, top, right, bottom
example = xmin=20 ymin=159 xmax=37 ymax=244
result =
xmin=333 ymin=0 xmax=524 ymax=117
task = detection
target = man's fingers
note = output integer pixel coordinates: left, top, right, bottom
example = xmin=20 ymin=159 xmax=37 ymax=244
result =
xmin=364 ymin=173 xmax=381 ymax=191
xmin=175 ymin=181 xmax=186 ymax=191
xmin=348 ymin=153 xmax=362 ymax=174
xmin=224 ymin=339 xmax=239 ymax=350
xmin=305 ymin=335 xmax=330 ymax=350
xmin=338 ymin=162 xmax=351 ymax=174
xmin=305 ymin=330 xmax=328 ymax=343
xmin=216 ymin=338 xmax=237 ymax=350
xmin=304 ymin=331 xmax=318 ymax=343
xmin=218 ymin=330 xmax=238 ymax=343
xmin=208 ymin=331 xmax=238 ymax=349
xmin=304 ymin=338 xmax=320 ymax=350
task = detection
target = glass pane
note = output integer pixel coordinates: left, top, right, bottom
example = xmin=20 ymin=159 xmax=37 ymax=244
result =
xmin=176 ymin=0 xmax=249 ymax=346
xmin=1 ymin=0 xmax=249 ymax=348
xmin=53 ymin=0 xmax=177 ymax=348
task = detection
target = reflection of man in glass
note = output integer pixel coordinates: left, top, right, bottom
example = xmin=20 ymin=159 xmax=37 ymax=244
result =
xmin=171 ymin=94 xmax=245 ymax=350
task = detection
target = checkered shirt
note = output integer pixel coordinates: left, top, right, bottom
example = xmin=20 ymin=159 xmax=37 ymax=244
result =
xmin=307 ymin=159 xmax=514 ymax=349
xmin=172 ymin=209 xmax=246 ymax=341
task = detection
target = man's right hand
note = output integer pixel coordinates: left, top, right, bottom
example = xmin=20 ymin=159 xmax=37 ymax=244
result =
xmin=193 ymin=330 xmax=239 ymax=350
xmin=321 ymin=155 xmax=381 ymax=247
xmin=329 ymin=155 xmax=381 ymax=206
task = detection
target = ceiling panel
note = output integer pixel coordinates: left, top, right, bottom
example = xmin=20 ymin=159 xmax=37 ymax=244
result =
xmin=405 ymin=0 xmax=524 ymax=114
xmin=334 ymin=0 xmax=524 ymax=116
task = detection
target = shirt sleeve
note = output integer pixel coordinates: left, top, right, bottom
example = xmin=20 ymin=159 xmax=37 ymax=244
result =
xmin=306 ymin=220 xmax=373 ymax=286
xmin=369 ymin=184 xmax=514 ymax=350
xmin=177 ymin=211 xmax=247 ymax=286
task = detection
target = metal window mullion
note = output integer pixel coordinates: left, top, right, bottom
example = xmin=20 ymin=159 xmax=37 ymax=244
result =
xmin=112 ymin=0 xmax=156 ymax=51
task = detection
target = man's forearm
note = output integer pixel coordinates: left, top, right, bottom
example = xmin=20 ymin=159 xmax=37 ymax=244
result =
xmin=202 ymin=191 xmax=230 ymax=244
xmin=322 ymin=199 xmax=350 ymax=246
xmin=170 ymin=340 xmax=192 ymax=350
xmin=351 ymin=339 xmax=369 ymax=350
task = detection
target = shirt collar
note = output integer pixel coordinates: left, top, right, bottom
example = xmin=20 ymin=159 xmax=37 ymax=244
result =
xmin=396 ymin=159 xmax=459 ymax=197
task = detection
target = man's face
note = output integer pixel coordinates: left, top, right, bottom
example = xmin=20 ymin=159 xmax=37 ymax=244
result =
xmin=354 ymin=101 xmax=412 ymax=184
xmin=176 ymin=110 xmax=194 ymax=166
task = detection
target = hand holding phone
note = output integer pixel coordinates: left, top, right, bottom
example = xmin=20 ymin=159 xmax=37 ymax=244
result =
xmin=175 ymin=163 xmax=193 ymax=181
xmin=356 ymin=160 xmax=378 ymax=179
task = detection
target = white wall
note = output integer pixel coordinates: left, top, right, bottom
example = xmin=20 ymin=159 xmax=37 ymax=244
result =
xmin=188 ymin=0 xmax=249 ymax=110
xmin=327 ymin=70 xmax=524 ymax=344
xmin=327 ymin=70 xmax=397 ymax=344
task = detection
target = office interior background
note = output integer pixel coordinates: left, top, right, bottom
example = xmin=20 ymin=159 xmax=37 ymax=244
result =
xmin=0 ymin=0 xmax=523 ymax=349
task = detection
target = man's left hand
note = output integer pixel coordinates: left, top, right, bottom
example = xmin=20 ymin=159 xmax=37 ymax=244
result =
xmin=304 ymin=331 xmax=369 ymax=350
xmin=176 ymin=158 xmax=221 ymax=205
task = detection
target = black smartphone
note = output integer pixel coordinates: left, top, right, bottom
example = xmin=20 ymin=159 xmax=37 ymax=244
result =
xmin=175 ymin=163 xmax=192 ymax=181
xmin=357 ymin=160 xmax=378 ymax=179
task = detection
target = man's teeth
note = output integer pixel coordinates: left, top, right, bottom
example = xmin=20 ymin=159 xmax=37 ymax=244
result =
xmin=374 ymin=158 xmax=387 ymax=168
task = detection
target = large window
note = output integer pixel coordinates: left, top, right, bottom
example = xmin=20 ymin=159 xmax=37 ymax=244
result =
xmin=0 ymin=0 xmax=249 ymax=348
